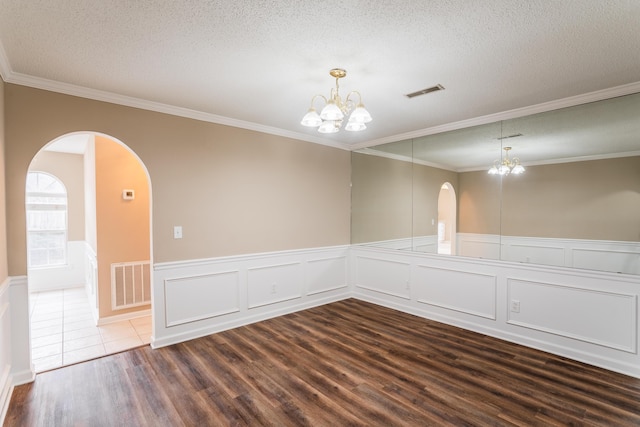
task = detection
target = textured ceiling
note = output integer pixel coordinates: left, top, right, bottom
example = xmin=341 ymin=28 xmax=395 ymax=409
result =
xmin=0 ymin=1 xmax=639 ymax=154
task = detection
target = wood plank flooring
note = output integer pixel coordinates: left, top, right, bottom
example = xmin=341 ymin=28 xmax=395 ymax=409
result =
xmin=5 ymin=299 xmax=640 ymax=426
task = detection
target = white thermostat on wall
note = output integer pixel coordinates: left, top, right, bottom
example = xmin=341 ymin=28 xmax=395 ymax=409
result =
xmin=122 ymin=189 xmax=135 ymax=200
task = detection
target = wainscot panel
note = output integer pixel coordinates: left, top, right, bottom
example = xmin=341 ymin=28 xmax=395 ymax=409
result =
xmin=460 ymin=233 xmax=640 ymax=275
xmin=571 ymin=247 xmax=640 ymax=275
xmin=507 ymin=278 xmax=636 ymax=352
xmin=414 ymin=265 xmax=497 ymax=319
xmin=354 ymin=255 xmax=411 ymax=299
xmin=247 ymin=263 xmax=302 ymax=309
xmin=457 ymin=233 xmax=501 ymax=259
xmin=506 ymin=243 xmax=565 ymax=267
xmin=307 ymin=256 xmax=348 ymax=295
xmin=164 ymin=271 xmax=240 ymax=327
xmin=152 ymin=246 xmax=350 ymax=348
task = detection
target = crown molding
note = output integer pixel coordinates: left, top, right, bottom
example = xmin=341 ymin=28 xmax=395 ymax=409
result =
xmin=1 ymin=68 xmax=353 ymax=151
xmin=2 ymin=37 xmax=638 ymax=155
xmin=353 ymin=81 xmax=640 ymax=151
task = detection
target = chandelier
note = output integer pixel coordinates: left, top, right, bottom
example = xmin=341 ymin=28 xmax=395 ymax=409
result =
xmin=488 ymin=147 xmax=525 ymax=175
xmin=301 ymin=68 xmax=372 ymax=133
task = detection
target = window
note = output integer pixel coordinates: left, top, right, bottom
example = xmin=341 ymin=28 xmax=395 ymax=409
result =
xmin=26 ymin=172 xmax=68 ymax=268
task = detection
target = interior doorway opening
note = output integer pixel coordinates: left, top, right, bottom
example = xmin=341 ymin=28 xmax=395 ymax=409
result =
xmin=437 ymin=182 xmax=457 ymax=255
xmin=26 ymin=132 xmax=153 ymax=373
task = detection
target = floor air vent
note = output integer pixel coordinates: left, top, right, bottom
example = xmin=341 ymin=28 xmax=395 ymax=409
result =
xmin=111 ymin=261 xmax=151 ymax=310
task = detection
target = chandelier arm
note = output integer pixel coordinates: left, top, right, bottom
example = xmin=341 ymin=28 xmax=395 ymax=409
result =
xmin=345 ymin=90 xmax=362 ymax=111
xmin=309 ymin=94 xmax=328 ymax=109
xmin=345 ymin=90 xmax=362 ymax=103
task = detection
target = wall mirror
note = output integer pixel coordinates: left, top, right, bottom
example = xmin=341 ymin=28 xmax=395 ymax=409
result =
xmin=352 ymin=91 xmax=640 ymax=275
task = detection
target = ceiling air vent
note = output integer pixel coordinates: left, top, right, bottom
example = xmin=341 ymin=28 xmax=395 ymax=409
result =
xmin=497 ymin=133 xmax=523 ymax=140
xmin=405 ymin=84 xmax=445 ymax=98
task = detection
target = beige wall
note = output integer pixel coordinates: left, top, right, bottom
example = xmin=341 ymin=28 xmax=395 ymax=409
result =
xmin=0 ymin=79 xmax=7 ymax=281
xmin=457 ymin=157 xmax=640 ymax=241
xmin=501 ymin=157 xmax=640 ymax=241
xmin=351 ymin=152 xmax=412 ymax=243
xmin=28 ymin=151 xmax=85 ymax=241
xmin=5 ymin=84 xmax=351 ymax=275
xmin=457 ymin=170 xmax=502 ymax=235
xmin=351 ymin=152 xmax=458 ymax=244
xmin=96 ymin=136 xmax=150 ymax=317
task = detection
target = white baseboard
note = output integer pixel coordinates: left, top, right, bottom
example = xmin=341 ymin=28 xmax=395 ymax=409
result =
xmin=152 ymin=293 xmax=350 ymax=349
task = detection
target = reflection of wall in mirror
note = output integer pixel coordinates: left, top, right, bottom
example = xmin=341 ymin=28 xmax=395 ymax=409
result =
xmin=457 ymin=156 xmax=640 ymax=273
xmin=351 ymin=152 xmax=412 ymax=246
xmin=500 ymin=156 xmax=640 ymax=241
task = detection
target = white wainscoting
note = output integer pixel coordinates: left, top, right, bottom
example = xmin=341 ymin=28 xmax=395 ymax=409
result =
xmin=1 ymin=276 xmax=35 ymax=425
xmin=8 ymin=277 xmax=34 ymax=387
xmin=27 ymin=240 xmax=88 ymax=292
xmin=457 ymin=233 xmax=640 ymax=275
xmin=354 ymin=256 xmax=411 ymax=299
xmin=457 ymin=233 xmax=501 ymax=260
xmin=164 ymin=270 xmax=240 ymax=327
xmin=507 ymin=278 xmax=636 ymax=353
xmin=152 ymin=246 xmax=350 ymax=348
xmin=414 ymin=265 xmax=497 ymax=320
xmin=351 ymin=246 xmax=640 ymax=378
xmin=0 ymin=278 xmax=12 ymax=425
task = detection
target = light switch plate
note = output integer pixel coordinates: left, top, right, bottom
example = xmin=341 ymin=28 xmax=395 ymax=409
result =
xmin=173 ymin=226 xmax=183 ymax=239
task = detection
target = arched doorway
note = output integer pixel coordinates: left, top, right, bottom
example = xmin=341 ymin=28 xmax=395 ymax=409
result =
xmin=437 ymin=182 xmax=457 ymax=255
xmin=26 ymin=132 xmax=153 ymax=372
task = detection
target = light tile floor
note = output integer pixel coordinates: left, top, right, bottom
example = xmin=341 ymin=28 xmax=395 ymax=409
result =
xmin=30 ymin=287 xmax=151 ymax=373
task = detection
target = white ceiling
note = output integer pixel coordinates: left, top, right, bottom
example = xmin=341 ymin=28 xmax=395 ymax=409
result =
xmin=0 ymin=1 xmax=639 ymax=154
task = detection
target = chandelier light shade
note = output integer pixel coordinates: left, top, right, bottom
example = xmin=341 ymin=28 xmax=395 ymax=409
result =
xmin=301 ymin=68 xmax=372 ymax=133
xmin=488 ymin=147 xmax=525 ymax=175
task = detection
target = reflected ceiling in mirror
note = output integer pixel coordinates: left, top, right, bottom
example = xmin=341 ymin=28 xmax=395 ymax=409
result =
xmin=368 ymin=92 xmax=640 ymax=172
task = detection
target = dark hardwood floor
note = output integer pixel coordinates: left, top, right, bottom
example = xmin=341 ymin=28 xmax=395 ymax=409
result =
xmin=5 ymin=298 xmax=640 ymax=426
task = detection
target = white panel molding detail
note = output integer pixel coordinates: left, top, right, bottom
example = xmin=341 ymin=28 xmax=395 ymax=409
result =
xmin=307 ymin=256 xmax=349 ymax=296
xmin=8 ymin=276 xmax=35 ymax=387
xmin=571 ymin=247 xmax=640 ymax=275
xmin=457 ymin=233 xmax=640 ymax=275
xmin=456 ymin=233 xmax=501 ymax=260
xmin=412 ymin=235 xmax=438 ymax=253
xmin=152 ymin=246 xmax=350 ymax=349
xmin=414 ymin=265 xmax=497 ymax=320
xmin=0 ymin=278 xmax=11 ymax=426
xmin=164 ymin=271 xmax=240 ymax=327
xmin=507 ymin=278 xmax=637 ymax=353
xmin=247 ymin=262 xmax=303 ymax=309
xmin=505 ymin=243 xmax=566 ymax=267
xmin=354 ymin=256 xmax=412 ymax=300
xmin=353 ymin=238 xmax=413 ymax=251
